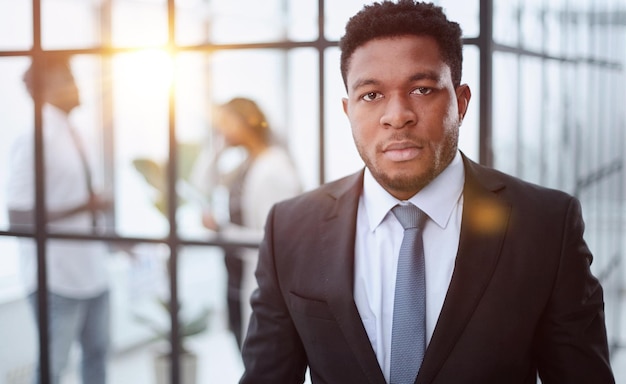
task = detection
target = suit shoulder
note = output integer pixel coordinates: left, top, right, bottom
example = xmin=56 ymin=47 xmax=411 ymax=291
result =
xmin=466 ymin=159 xmax=573 ymax=199
xmin=464 ymin=157 xmax=577 ymax=210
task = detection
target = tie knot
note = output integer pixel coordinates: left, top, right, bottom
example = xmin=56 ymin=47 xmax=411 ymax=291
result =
xmin=392 ymin=203 xmax=425 ymax=230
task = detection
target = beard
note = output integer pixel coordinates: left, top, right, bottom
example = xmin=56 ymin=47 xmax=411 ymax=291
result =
xmin=358 ymin=128 xmax=459 ymax=197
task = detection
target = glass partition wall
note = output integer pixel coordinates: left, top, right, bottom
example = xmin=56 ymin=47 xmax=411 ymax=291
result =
xmin=0 ymin=1 xmax=623 ymax=383
xmin=491 ymin=0 xmax=626 ymax=356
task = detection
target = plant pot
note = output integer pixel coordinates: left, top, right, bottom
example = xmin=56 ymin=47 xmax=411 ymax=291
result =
xmin=154 ymin=351 xmax=198 ymax=384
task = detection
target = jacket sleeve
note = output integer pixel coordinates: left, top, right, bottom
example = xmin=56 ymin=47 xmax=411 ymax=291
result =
xmin=535 ymin=196 xmax=615 ymax=383
xmin=239 ymin=205 xmax=308 ymax=384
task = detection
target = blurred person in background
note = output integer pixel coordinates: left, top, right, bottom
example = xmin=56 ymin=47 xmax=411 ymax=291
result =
xmin=6 ymin=55 xmax=112 ymax=384
xmin=189 ymin=97 xmax=302 ymax=350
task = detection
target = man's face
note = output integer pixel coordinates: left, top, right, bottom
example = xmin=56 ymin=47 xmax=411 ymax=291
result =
xmin=45 ymin=67 xmax=80 ymax=113
xmin=342 ymin=35 xmax=470 ymax=200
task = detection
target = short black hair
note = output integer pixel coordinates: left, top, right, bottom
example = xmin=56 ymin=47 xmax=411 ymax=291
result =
xmin=339 ymin=0 xmax=463 ymax=90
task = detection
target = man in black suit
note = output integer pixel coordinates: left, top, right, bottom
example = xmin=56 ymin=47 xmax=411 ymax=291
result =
xmin=239 ymin=1 xmax=615 ymax=383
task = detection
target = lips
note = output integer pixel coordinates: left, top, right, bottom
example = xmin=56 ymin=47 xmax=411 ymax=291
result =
xmin=383 ymin=142 xmax=422 ymax=162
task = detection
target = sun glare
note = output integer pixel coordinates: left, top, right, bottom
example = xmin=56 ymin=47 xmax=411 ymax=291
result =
xmin=116 ymin=48 xmax=175 ymax=96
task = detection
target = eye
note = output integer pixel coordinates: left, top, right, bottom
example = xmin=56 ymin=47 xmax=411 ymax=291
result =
xmin=361 ymin=91 xmax=382 ymax=102
xmin=412 ymin=87 xmax=432 ymax=95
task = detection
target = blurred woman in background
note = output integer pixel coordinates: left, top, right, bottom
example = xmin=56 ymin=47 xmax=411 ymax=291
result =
xmin=190 ymin=97 xmax=302 ymax=350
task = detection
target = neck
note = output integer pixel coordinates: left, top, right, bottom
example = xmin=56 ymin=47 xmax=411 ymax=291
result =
xmin=246 ymin=140 xmax=269 ymax=158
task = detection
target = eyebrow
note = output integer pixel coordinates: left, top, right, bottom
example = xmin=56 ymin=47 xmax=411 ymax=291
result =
xmin=349 ymin=70 xmax=442 ymax=93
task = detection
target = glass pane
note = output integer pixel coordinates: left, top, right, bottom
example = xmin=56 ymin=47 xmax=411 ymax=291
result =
xmin=575 ymin=64 xmax=596 ymax=181
xmin=324 ymin=0 xmax=369 ymax=42
xmin=107 ymin=244 xmax=243 ymax=383
xmin=492 ymin=52 xmax=519 ymax=176
xmin=542 ymin=60 xmax=565 ymax=190
xmin=519 ymin=0 xmax=543 ymax=52
xmin=1 ymin=57 xmax=33 ymax=233
xmin=439 ymin=0 xmax=480 ymax=38
xmin=0 ymin=237 xmax=38 ymax=384
xmin=287 ymin=0 xmax=318 ymax=41
xmin=42 ymin=0 xmax=101 ymax=49
xmin=204 ymin=0 xmax=294 ymax=44
xmin=519 ymin=56 xmax=542 ymax=184
xmin=108 ymin=242 xmax=170 ymax=383
xmin=113 ymin=51 xmax=171 ymax=239
xmin=558 ymin=62 xmax=577 ymax=193
xmin=324 ymin=47 xmax=363 ymax=183
xmin=175 ymin=0 xmax=213 ymax=46
xmin=176 ymin=0 xmax=318 ymax=45
xmin=0 ymin=0 xmax=32 ymax=50
xmin=544 ymin=6 xmax=563 ymax=57
xmin=287 ymin=48 xmax=320 ymax=191
xmin=112 ymin=0 xmax=168 ymax=47
xmin=493 ymin=0 xmax=520 ymax=46
xmin=458 ymin=45 xmax=480 ymax=161
xmin=173 ymin=53 xmax=214 ymax=240
xmin=177 ymin=245 xmax=243 ymax=382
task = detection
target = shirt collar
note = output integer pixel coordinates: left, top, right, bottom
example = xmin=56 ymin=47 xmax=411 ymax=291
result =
xmin=363 ymin=151 xmax=465 ymax=231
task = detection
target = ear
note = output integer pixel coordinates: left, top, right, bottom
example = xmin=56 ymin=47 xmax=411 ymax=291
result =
xmin=342 ymin=97 xmax=349 ymax=116
xmin=455 ymin=84 xmax=471 ymax=122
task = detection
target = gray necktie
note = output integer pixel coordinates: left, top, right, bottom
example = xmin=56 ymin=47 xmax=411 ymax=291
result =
xmin=390 ymin=203 xmax=427 ymax=384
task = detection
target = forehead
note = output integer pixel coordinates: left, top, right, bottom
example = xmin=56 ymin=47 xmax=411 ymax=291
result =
xmin=345 ymin=35 xmax=450 ymax=91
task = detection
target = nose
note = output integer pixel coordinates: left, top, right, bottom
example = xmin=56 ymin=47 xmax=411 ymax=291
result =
xmin=380 ymin=96 xmax=417 ymax=128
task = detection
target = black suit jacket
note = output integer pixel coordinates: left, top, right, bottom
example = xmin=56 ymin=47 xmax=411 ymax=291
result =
xmin=240 ymin=154 xmax=614 ymax=384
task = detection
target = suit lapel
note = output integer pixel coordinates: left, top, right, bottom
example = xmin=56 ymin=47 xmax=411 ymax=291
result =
xmin=318 ymin=171 xmax=387 ymax=384
xmin=417 ymin=156 xmax=512 ymax=384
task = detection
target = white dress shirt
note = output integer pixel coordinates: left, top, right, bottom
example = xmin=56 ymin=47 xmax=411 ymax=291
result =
xmin=354 ymin=151 xmax=465 ymax=383
xmin=6 ymin=104 xmax=109 ymax=298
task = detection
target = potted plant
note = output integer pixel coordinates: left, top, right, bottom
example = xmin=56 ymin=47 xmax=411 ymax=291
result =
xmin=134 ymin=298 xmax=212 ymax=384
xmin=131 ymin=142 xmax=212 ymax=383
